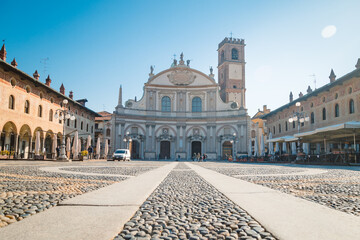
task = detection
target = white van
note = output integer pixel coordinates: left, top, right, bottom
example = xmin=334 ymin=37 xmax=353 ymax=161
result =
xmin=112 ymin=149 xmax=131 ymax=161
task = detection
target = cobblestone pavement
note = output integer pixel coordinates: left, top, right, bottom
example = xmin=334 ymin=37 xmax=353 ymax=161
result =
xmin=196 ymin=162 xmax=360 ymax=216
xmin=114 ymin=163 xmax=277 ymax=240
xmin=0 ymin=161 xmax=165 ymax=228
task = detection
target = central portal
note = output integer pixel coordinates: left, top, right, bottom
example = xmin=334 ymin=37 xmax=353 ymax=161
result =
xmin=222 ymin=141 xmax=233 ymax=159
xmin=191 ymin=141 xmax=202 ymax=157
xmin=159 ymin=141 xmax=170 ymax=159
xmin=131 ymin=140 xmax=140 ymax=159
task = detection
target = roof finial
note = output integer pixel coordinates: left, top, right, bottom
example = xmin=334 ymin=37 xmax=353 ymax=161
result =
xmin=329 ymin=69 xmax=336 ymax=83
xmin=33 ymin=70 xmax=40 ymax=80
xmin=355 ymin=58 xmax=360 ymax=69
xmin=179 ymin=52 xmax=184 ymax=65
xmin=11 ymin=58 xmax=18 ymax=67
xmin=0 ymin=43 xmax=7 ymax=61
xmin=60 ymin=83 xmax=65 ymax=95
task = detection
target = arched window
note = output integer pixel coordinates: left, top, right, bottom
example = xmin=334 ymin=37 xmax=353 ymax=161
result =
xmin=161 ymin=96 xmax=171 ymax=112
xmin=24 ymin=100 xmax=30 ymax=114
xmin=322 ymin=108 xmax=326 ymax=120
xmin=285 ymin=121 xmax=288 ymax=131
xmin=292 ymin=121 xmax=295 ymax=129
xmin=273 ymin=126 xmax=276 ymax=134
xmin=9 ymin=95 xmax=15 ymax=109
xmin=106 ymin=128 xmax=111 ymax=137
xmin=278 ymin=124 xmax=281 ymax=133
xmin=49 ymin=110 xmax=53 ymax=121
xmin=335 ymin=104 xmax=339 ymax=117
xmin=311 ymin=112 xmax=315 ymax=124
xmin=231 ymin=48 xmax=238 ymax=60
xmin=349 ymin=99 xmax=355 ymax=114
xmin=192 ymin=97 xmax=202 ymax=112
xmin=81 ymin=121 xmax=83 ymax=130
xmin=86 ymin=124 xmax=89 ymax=132
xmin=91 ymin=126 xmax=93 ymax=133
xmin=221 ymin=50 xmax=225 ymax=62
xmin=38 ymin=105 xmax=42 ymax=117
xmin=74 ymin=119 xmax=77 ymax=128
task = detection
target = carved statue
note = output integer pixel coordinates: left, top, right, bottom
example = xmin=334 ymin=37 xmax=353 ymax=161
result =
xmin=150 ymin=65 xmax=154 ymax=74
xmin=186 ymin=60 xmax=190 ymax=66
xmin=173 ymin=59 xmax=177 ymax=66
xmin=210 ymin=66 xmax=213 ymax=74
xmin=180 ymin=52 xmax=184 ymax=61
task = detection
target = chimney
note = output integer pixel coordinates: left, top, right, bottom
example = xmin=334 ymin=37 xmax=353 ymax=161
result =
xmin=0 ymin=44 xmax=6 ymax=61
xmin=307 ymin=85 xmax=312 ymax=94
xmin=289 ymin=91 xmax=293 ymax=102
xmin=11 ymin=58 xmax=17 ymax=67
xmin=60 ymin=83 xmax=65 ymax=95
xmin=299 ymin=92 xmax=303 ymax=98
xmin=263 ymin=105 xmax=267 ymax=112
xmin=33 ymin=70 xmax=40 ymax=80
xmin=69 ymin=91 xmax=73 ymax=99
xmin=329 ymin=69 xmax=336 ymax=83
xmin=356 ymin=58 xmax=360 ymax=69
xmin=45 ymin=75 xmax=51 ymax=87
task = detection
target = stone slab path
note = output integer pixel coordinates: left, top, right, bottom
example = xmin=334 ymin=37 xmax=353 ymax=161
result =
xmin=187 ymin=163 xmax=360 ymax=240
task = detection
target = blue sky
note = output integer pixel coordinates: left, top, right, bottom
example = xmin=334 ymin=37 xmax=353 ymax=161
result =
xmin=2 ymin=0 xmax=360 ymax=116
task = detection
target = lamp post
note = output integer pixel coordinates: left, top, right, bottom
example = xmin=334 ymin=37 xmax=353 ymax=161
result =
xmin=123 ymin=131 xmax=131 ymax=149
xmin=230 ymin=132 xmax=237 ymax=160
xmin=288 ymin=102 xmax=309 ymax=162
xmin=54 ymin=99 xmax=75 ymax=161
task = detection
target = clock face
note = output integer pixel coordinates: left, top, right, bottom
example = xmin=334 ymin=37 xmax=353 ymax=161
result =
xmin=229 ymin=64 xmax=242 ymax=80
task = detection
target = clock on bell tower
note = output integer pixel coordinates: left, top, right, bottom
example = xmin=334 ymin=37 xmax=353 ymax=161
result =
xmin=217 ymin=37 xmax=246 ymax=108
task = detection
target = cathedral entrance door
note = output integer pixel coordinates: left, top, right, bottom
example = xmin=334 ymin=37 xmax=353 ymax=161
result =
xmin=222 ymin=141 xmax=233 ymax=159
xmin=131 ymin=140 xmax=140 ymax=159
xmin=160 ymin=141 xmax=170 ymax=159
xmin=191 ymin=141 xmax=202 ymax=158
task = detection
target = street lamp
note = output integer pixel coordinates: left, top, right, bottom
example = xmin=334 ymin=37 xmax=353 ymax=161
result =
xmin=230 ymin=133 xmax=237 ymax=161
xmin=288 ymin=102 xmax=309 ymax=162
xmin=123 ymin=131 xmax=131 ymax=149
xmin=54 ymin=99 xmax=76 ymax=161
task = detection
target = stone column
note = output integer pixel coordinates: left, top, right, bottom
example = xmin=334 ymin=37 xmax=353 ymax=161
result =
xmin=176 ymin=126 xmax=180 ymax=151
xmin=120 ymin=123 xmax=125 ymax=148
xmin=145 ymin=125 xmax=150 ymax=151
xmin=14 ymin=134 xmax=19 ymax=157
xmin=28 ymin=135 xmax=32 ymax=159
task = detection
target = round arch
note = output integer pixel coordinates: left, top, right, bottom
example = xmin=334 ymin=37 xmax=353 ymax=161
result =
xmin=154 ymin=125 xmax=177 ymax=137
xmin=215 ymin=125 xmax=238 ymax=137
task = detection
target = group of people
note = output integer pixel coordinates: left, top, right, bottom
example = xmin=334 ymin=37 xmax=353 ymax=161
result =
xmin=192 ymin=152 xmax=207 ymax=162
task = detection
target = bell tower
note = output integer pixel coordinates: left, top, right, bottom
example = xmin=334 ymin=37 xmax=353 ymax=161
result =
xmin=217 ymin=37 xmax=246 ymax=108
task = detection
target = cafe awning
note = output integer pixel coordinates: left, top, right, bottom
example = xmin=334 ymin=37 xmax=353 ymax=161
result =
xmin=294 ymin=121 xmax=360 ymax=142
xmin=266 ymin=135 xmax=298 ymax=143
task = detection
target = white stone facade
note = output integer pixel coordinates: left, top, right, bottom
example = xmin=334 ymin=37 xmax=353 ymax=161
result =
xmin=111 ymin=45 xmax=250 ymax=160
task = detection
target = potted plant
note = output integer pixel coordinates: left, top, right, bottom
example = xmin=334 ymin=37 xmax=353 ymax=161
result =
xmin=80 ymin=150 xmax=88 ymax=161
xmin=0 ymin=150 xmax=9 ymax=159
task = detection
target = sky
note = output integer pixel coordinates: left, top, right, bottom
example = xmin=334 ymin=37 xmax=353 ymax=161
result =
xmin=2 ymin=0 xmax=360 ymax=116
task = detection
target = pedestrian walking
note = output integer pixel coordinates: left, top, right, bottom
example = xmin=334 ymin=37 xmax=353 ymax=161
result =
xmin=197 ymin=152 xmax=201 ymax=162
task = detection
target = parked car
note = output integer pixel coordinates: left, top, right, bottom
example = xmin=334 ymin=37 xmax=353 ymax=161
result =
xmin=111 ymin=149 xmax=131 ymax=161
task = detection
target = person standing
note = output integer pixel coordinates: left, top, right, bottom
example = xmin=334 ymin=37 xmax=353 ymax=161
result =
xmin=88 ymin=145 xmax=93 ymax=159
xmin=197 ymin=152 xmax=201 ymax=162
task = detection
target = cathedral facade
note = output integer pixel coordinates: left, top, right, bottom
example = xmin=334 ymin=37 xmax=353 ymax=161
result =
xmin=111 ymin=38 xmax=250 ymax=160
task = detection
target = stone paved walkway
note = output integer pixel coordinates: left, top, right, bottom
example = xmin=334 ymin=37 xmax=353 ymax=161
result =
xmin=0 ymin=160 xmax=359 ymax=240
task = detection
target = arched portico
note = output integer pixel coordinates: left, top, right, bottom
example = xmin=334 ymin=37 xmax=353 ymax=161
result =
xmin=1 ymin=121 xmax=18 ymax=154
xmin=19 ymin=124 xmax=32 ymax=159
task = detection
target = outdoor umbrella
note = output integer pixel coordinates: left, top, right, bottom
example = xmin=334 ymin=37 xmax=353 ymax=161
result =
xmin=282 ymin=142 xmax=287 ymax=154
xmin=78 ymin=139 xmax=81 ymax=154
xmin=260 ymin=134 xmax=265 ymax=156
xmin=268 ymin=132 xmax=274 ymax=155
xmin=291 ymin=142 xmax=297 ymax=155
xmin=35 ymin=131 xmax=40 ymax=155
xmin=52 ymin=134 xmax=57 ymax=155
xmin=72 ymin=131 xmax=79 ymax=159
xmin=104 ymin=139 xmax=109 ymax=159
xmin=66 ymin=137 xmax=71 ymax=158
xmin=96 ymin=137 xmax=101 ymax=159
xmin=248 ymin=141 xmax=252 ymax=157
xmin=254 ymin=136 xmax=259 ymax=157
xmin=86 ymin=135 xmax=91 ymax=149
